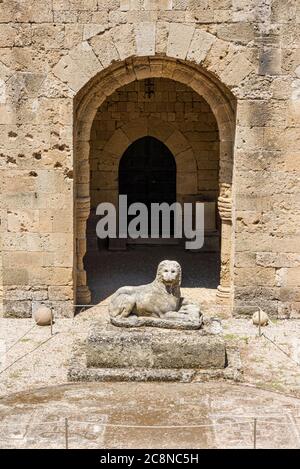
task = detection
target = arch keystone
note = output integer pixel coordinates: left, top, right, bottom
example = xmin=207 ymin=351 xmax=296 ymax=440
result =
xmin=122 ymin=118 xmax=149 ymax=142
xmin=148 ymin=117 xmax=174 ymax=142
xmin=135 ymin=22 xmax=156 ymax=56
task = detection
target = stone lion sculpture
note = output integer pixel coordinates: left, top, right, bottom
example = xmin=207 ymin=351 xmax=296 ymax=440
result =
xmin=109 ymin=260 xmax=202 ymax=330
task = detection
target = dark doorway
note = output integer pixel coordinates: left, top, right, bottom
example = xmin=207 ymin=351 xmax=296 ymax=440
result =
xmin=119 ymin=136 xmax=176 ymax=237
xmin=119 ymin=136 xmax=176 ymax=206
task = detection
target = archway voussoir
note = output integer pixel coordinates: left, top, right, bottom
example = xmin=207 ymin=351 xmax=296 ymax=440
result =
xmin=111 ymin=63 xmax=136 ymax=88
xmin=202 ymin=38 xmax=230 ymax=83
xmin=172 ymin=65 xmax=195 ymax=86
xmin=121 ymin=118 xmax=149 ymax=142
xmin=147 ymin=117 xmax=174 ymax=142
xmin=111 ymin=24 xmax=137 ymax=61
xmin=186 ymin=29 xmax=216 ymax=65
xmin=175 ymin=148 xmax=197 ymax=172
xmin=219 ymin=141 xmax=234 ymax=163
xmin=149 ymin=59 xmax=164 ymax=78
xmin=167 ymin=23 xmax=195 ymax=60
xmin=90 ymin=30 xmax=120 ymax=69
xmin=52 ymin=55 xmax=86 ymax=94
xmin=52 ymin=42 xmax=102 ymax=93
xmin=161 ymin=60 xmax=178 ymax=79
xmin=104 ymin=128 xmax=131 ymax=156
xmin=219 ymin=121 xmax=235 ymax=142
xmin=75 ymin=140 xmax=90 ymax=157
xmin=135 ymin=22 xmax=156 ymax=57
xmin=165 ymin=129 xmax=191 ymax=155
xmin=132 ymin=57 xmax=152 ymax=80
xmin=155 ymin=21 xmax=169 ymax=56
xmin=219 ymin=52 xmax=254 ymax=89
xmin=76 ymin=118 xmax=95 ymax=141
xmin=189 ymin=77 xmax=225 ymax=112
xmin=214 ymin=103 xmax=234 ymax=126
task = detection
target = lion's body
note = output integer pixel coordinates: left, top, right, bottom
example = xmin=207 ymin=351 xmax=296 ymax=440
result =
xmin=109 ymin=260 xmax=181 ymax=319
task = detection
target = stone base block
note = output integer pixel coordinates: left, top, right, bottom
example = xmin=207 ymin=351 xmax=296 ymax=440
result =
xmin=69 ymin=366 xmax=196 ymax=383
xmin=86 ymin=324 xmax=226 ymax=369
xmin=68 ymin=341 xmax=242 ymax=383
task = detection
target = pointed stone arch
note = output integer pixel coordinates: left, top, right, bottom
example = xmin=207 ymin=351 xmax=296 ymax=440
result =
xmin=100 ymin=117 xmax=198 ymax=198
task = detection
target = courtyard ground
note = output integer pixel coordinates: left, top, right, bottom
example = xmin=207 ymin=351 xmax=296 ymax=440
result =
xmin=1 ymin=306 xmax=300 ymax=448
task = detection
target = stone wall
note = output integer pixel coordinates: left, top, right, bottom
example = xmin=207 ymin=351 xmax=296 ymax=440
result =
xmin=0 ymin=1 xmax=299 ymax=318
xmin=90 ymin=77 xmax=219 ymax=207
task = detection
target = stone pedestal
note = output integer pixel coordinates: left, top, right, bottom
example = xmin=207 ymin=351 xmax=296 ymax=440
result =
xmin=68 ymin=318 xmax=243 ymax=383
xmin=86 ymin=323 xmax=226 ymax=370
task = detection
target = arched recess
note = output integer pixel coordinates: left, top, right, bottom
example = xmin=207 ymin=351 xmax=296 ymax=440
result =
xmin=97 ymin=117 xmax=198 ymax=203
xmin=73 ymin=56 xmax=236 ymax=309
xmin=119 ymin=136 xmax=177 ymax=221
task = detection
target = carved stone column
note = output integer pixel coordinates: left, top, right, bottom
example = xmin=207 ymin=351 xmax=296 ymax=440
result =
xmin=0 ymin=236 xmax=3 ymax=316
xmin=76 ymin=196 xmax=91 ymax=305
xmin=216 ymin=183 xmax=233 ymax=305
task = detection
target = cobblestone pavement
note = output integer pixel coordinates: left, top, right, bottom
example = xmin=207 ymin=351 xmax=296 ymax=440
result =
xmin=0 ymin=382 xmax=300 ymax=449
xmin=1 ymin=308 xmax=300 ymax=448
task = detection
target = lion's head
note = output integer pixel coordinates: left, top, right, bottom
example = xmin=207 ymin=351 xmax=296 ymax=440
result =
xmin=156 ymin=260 xmax=182 ymax=287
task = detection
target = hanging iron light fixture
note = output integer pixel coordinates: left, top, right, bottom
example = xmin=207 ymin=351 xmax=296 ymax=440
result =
xmin=144 ymin=78 xmax=155 ymax=98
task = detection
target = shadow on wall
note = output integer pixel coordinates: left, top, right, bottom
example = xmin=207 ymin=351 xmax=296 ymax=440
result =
xmin=84 ymin=243 xmax=220 ymax=304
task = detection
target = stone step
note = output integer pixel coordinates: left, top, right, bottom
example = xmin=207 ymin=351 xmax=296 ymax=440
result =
xmin=86 ymin=324 xmax=226 ymax=370
xmin=69 ymin=366 xmax=196 ymax=383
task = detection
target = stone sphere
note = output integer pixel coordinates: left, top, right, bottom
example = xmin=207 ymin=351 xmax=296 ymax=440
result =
xmin=252 ymin=309 xmax=269 ymax=326
xmin=33 ymin=306 xmax=53 ymax=326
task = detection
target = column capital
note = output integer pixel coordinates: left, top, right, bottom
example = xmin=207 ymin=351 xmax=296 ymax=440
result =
xmin=76 ymin=196 xmax=91 ymax=220
xmin=218 ymin=183 xmax=232 ymax=222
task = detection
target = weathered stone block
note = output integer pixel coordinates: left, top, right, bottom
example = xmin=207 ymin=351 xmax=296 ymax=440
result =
xmin=186 ymin=29 xmax=215 ymax=64
xmin=87 ymin=325 xmax=226 ymax=369
xmin=14 ymin=0 xmax=53 ymax=23
xmin=53 ymin=42 xmax=102 ymax=92
xmin=111 ymin=24 xmax=136 ymax=60
xmin=3 ymin=300 xmax=32 ymax=318
xmin=3 ymin=269 xmax=29 ymax=286
xmin=256 ymin=253 xmax=300 ymax=268
xmin=167 ymin=23 xmax=194 ymax=59
xmin=259 ymin=48 xmax=282 ymax=76
xmin=48 ymin=286 xmax=73 ymax=301
xmin=135 ymin=22 xmax=156 ymax=56
xmin=144 ymin=0 xmax=172 ymax=10
xmin=90 ymin=31 xmax=120 ymax=68
xmin=234 ymin=267 xmax=276 ymax=287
